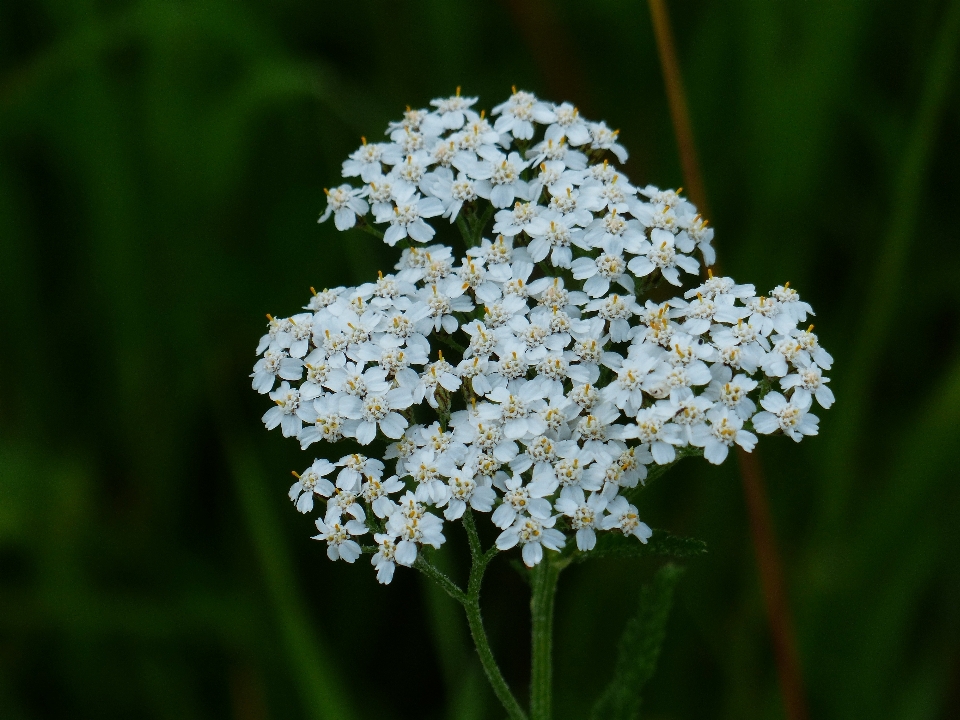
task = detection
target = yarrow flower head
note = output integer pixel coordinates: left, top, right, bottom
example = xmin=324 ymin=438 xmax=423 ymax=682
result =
xmin=254 ymin=88 xmax=834 ymax=585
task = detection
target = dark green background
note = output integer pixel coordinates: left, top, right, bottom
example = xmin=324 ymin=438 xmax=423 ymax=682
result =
xmin=2 ymin=0 xmax=959 ymax=718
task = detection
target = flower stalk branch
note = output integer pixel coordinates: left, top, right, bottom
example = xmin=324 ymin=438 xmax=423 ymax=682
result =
xmin=530 ymin=555 xmax=563 ymax=720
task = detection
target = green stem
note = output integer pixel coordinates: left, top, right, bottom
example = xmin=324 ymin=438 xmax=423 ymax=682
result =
xmin=470 ymin=204 xmax=494 ymax=246
xmin=529 ymin=556 xmax=561 ymax=720
xmin=414 ymin=555 xmax=465 ymax=603
xmin=456 ymin=213 xmax=473 ymax=247
xmin=354 ymin=216 xmax=384 ymax=240
xmin=462 ymin=511 xmax=529 ymax=720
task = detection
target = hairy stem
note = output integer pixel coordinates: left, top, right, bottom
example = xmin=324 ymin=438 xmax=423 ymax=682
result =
xmin=456 ymin=213 xmax=474 ymax=248
xmin=417 ymin=511 xmax=528 ymax=720
xmin=462 ymin=511 xmax=528 ymax=720
xmin=529 ymin=556 xmax=561 ymax=720
xmin=415 ymin=554 xmax=465 ymax=603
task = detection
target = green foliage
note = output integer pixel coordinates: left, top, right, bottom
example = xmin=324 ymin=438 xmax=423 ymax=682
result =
xmin=1 ymin=0 xmax=959 ymax=718
xmin=573 ymin=531 xmax=708 ymax=563
xmin=589 ymin=564 xmax=685 ymax=720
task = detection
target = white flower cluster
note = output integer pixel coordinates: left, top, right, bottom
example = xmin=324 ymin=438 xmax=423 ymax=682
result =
xmin=253 ymin=88 xmax=834 ymax=584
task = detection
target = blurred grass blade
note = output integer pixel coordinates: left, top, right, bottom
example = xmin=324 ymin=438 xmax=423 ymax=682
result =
xmin=822 ymin=0 xmax=960 ymax=523
xmin=225 ymin=442 xmax=359 ymax=720
xmin=589 ymin=564 xmax=683 ymax=720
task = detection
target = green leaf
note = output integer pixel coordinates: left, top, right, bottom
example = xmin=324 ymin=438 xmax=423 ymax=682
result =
xmin=573 ymin=530 xmax=707 ymax=563
xmin=589 ymin=564 xmax=685 ymax=720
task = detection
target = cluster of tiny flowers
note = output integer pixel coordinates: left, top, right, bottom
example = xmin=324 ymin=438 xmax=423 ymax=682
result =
xmin=253 ymin=88 xmax=834 ymax=584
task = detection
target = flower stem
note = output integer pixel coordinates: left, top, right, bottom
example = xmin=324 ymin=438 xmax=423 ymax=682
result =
xmin=462 ymin=510 xmax=528 ymax=720
xmin=414 ymin=554 xmax=465 ymax=604
xmin=463 ymin=595 xmax=527 ymax=720
xmin=529 ymin=556 xmax=561 ymax=720
xmin=354 ymin=216 xmax=385 ymax=240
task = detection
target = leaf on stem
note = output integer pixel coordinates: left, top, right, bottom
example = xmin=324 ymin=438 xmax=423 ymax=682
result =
xmin=573 ymin=530 xmax=706 ymax=563
xmin=588 ymin=564 xmax=684 ymax=720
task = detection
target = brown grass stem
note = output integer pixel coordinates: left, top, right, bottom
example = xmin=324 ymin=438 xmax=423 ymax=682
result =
xmin=646 ymin=3 xmax=809 ymax=719
xmin=646 ymin=0 xmax=707 ymax=217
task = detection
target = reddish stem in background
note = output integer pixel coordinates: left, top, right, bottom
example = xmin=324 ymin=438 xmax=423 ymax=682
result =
xmin=738 ymin=450 xmax=810 ymax=720
xmin=646 ymin=0 xmax=708 ymax=217
xmin=646 ymin=2 xmax=810 ymax=719
xmin=500 ymin=0 xmax=590 ymax=108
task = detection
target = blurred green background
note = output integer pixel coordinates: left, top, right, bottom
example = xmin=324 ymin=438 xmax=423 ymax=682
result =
xmin=2 ymin=0 xmax=959 ymax=718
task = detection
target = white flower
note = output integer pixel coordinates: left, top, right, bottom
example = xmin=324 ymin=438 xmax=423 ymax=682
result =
xmin=554 ymin=487 xmax=608 ymax=551
xmin=256 ymin=314 xmax=292 ymax=354
xmin=452 ymin=116 xmax=501 ymax=162
xmin=792 ymin=325 xmax=834 ymax=369
xmin=751 ymin=392 xmax=819 ymax=441
xmin=407 ymin=356 xmax=462 ymax=408
xmin=404 ymin=447 xmax=453 ymax=505
xmin=579 ymin=173 xmax=635 ymax=214
xmin=251 ymin=349 xmax=303 ymax=394
xmin=602 ymin=353 xmax=661 ymax=414
xmin=261 ymin=381 xmax=303 ymax=437
xmin=342 ymin=139 xmax=400 ymax=182
xmin=429 ymin=169 xmax=480 ymax=222
xmin=704 ymin=366 xmax=758 ymax=420
xmin=552 ymin=448 xmax=599 ymax=492
xmin=298 ymin=394 xmax=347 ymax=448
xmin=312 ymin=507 xmax=367 ymax=563
xmin=340 ymin=386 xmax=413 ymax=444
xmin=571 ymin=243 xmax=634 ymax=298
xmin=771 ymin=283 xmax=813 ymax=324
xmin=634 ymin=406 xmax=684 ymax=464
xmin=335 ymin=453 xmax=384 ymax=492
xmin=491 ymin=473 xmax=554 ymax=529
xmin=528 ymin=276 xmax=589 ymax=314
xmin=585 ymin=293 xmax=640 ymax=342
xmin=746 ymin=296 xmax=796 ymax=336
xmin=468 ymin=149 xmax=531 ymax=208
xmin=488 ymin=380 xmax=551 ymax=440
xmin=430 ymin=88 xmax=479 ymax=129
xmin=572 ymin=402 xmax=638 ymax=453
xmin=495 ymin=515 xmax=565 ymax=567
xmin=492 ymin=89 xmax=556 ymax=140
xmin=375 ymin=186 xmax=445 ymax=246
xmin=761 ymin=334 xmax=809 ymax=379
xmin=627 ymin=228 xmax=700 ymax=287
xmin=588 ymin=121 xmax=628 ymax=162
xmin=544 ymin=102 xmax=591 ymax=146
xmin=679 ymin=214 xmax=716 ymax=266
xmin=288 ymin=459 xmax=336 ymax=514
xmin=527 ymin=137 xmax=587 ymax=171
xmin=386 ymin=495 xmax=446 ymax=564
xmin=527 ymin=159 xmax=585 ymax=200
xmin=319 ymin=184 xmax=370 ymax=230
xmin=684 ymin=273 xmax=754 ymax=301
xmin=692 ymin=406 xmax=757 ymax=464
xmin=659 ymin=387 xmax=714 ymax=447
xmin=457 ymin=258 xmax=502 ymax=303
xmin=414 ymin=280 xmax=474 ymax=334
xmin=372 ymin=534 xmax=399 ymax=584
xmin=781 ymin=365 xmax=834 ymax=409
xmin=361 ymin=474 xmax=405 ymax=518
xmin=493 ymin=201 xmax=540 ymax=236
xmin=671 ymin=293 xmax=746 ymax=335
xmin=601 ymin=496 xmax=652 ymax=542
xmin=443 ymin=467 xmax=497 ymax=520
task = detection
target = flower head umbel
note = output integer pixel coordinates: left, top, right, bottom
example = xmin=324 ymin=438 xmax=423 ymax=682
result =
xmin=254 ymin=89 xmax=834 ymax=585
